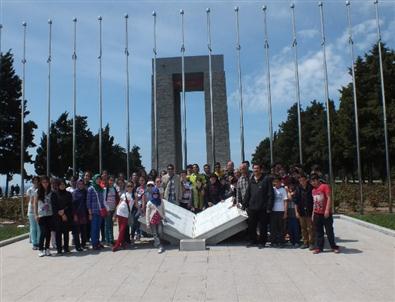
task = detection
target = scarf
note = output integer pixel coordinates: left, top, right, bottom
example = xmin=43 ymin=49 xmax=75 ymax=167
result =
xmin=151 ymin=187 xmax=161 ymax=207
xmin=92 ymin=174 xmax=103 ymax=193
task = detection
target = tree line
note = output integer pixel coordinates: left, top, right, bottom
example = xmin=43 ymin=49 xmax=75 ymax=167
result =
xmin=252 ymin=44 xmax=395 ymax=183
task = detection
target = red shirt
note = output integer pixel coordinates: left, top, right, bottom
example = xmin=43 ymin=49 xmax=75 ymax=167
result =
xmin=312 ymin=183 xmax=331 ymax=215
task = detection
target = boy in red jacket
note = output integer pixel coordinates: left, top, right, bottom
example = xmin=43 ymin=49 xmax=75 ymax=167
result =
xmin=310 ymin=173 xmax=339 ymax=254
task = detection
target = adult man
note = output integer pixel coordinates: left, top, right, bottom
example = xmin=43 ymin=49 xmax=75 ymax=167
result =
xmin=225 ymin=160 xmax=235 ymax=178
xmin=236 ymin=163 xmax=249 ymax=206
xmin=203 ymin=164 xmax=211 ymax=183
xmin=242 ymin=160 xmax=252 ymax=177
xmin=161 ymin=164 xmax=182 ymax=205
xmin=214 ymin=162 xmax=224 ymax=178
xmin=243 ymin=163 xmax=274 ymax=248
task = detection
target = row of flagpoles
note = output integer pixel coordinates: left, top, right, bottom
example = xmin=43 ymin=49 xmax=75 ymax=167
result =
xmin=0 ymin=1 xmax=391 ymax=219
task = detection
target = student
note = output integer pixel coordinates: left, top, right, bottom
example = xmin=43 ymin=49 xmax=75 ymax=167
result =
xmin=286 ymin=183 xmax=300 ymax=248
xmin=34 ymin=176 xmax=53 ymax=257
xmin=72 ymin=179 xmax=88 ymax=251
xmin=87 ymin=174 xmax=106 ymax=250
xmin=155 ymin=177 xmax=164 ymax=199
xmin=113 ymin=183 xmax=135 ymax=252
xmin=310 ymin=173 xmax=339 ymax=254
xmin=271 ymin=175 xmax=288 ymax=247
xmin=132 ymin=176 xmax=147 ymax=241
xmin=295 ymin=174 xmax=315 ymax=250
xmin=27 ymin=176 xmax=40 ymax=250
xmin=188 ymin=164 xmax=206 ymax=212
xmin=66 ymin=176 xmax=77 ymax=193
xmin=52 ymin=178 xmax=73 ymax=255
xmin=146 ymin=187 xmax=166 ymax=253
xmin=121 ymin=181 xmax=135 ymax=244
xmin=104 ymin=175 xmax=120 ymax=246
xmin=180 ymin=170 xmax=192 ymax=210
xmin=214 ymin=162 xmax=224 ymax=178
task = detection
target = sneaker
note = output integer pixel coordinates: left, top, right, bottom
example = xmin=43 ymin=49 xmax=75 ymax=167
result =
xmin=300 ymin=244 xmax=309 ymax=249
xmin=158 ymin=246 xmax=164 ymax=254
xmin=293 ymin=243 xmax=300 ymax=248
xmin=332 ymin=246 xmax=340 ymax=254
xmin=45 ymin=249 xmax=52 ymax=256
xmin=309 ymin=245 xmax=315 ymax=251
xmin=56 ymin=251 xmax=63 ymax=257
xmin=38 ymin=250 xmax=45 ymax=257
xmin=112 ymin=246 xmax=121 ymax=252
xmin=32 ymin=246 xmax=38 ymax=250
xmin=313 ymin=248 xmax=322 ymax=254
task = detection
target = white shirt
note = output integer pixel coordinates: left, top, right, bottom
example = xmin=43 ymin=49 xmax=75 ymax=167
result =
xmin=273 ymin=187 xmax=287 ymax=212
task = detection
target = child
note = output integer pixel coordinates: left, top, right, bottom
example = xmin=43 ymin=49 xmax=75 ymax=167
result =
xmin=270 ymin=175 xmax=288 ymax=247
xmin=286 ymin=183 xmax=300 ymax=248
xmin=113 ymin=184 xmax=134 ymax=252
xmin=87 ymin=174 xmax=106 ymax=250
xmin=34 ymin=176 xmax=53 ymax=257
xmin=180 ymin=170 xmax=192 ymax=210
xmin=104 ymin=175 xmax=120 ymax=246
xmin=133 ymin=176 xmax=147 ymax=241
xmin=146 ymin=187 xmax=166 ymax=253
xmin=27 ymin=176 xmax=40 ymax=250
xmin=295 ymin=174 xmax=315 ymax=250
xmin=310 ymin=174 xmax=339 ymax=254
xmin=72 ymin=179 xmax=88 ymax=251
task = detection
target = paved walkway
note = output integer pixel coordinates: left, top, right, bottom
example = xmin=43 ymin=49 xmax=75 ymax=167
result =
xmin=1 ymin=218 xmax=394 ymax=302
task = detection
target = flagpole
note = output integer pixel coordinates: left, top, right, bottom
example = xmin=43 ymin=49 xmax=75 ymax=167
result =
xmin=46 ymin=19 xmax=52 ymax=177
xmin=72 ymin=17 xmax=77 ymax=176
xmin=98 ymin=16 xmax=103 ymax=174
xmin=124 ymin=14 xmax=131 ymax=180
xmin=374 ymin=0 xmax=392 ymax=213
xmin=345 ymin=1 xmax=364 ymax=214
xmin=20 ymin=21 xmax=27 ymax=219
xmin=152 ymin=11 xmax=159 ymax=171
xmin=290 ymin=3 xmax=303 ymax=166
xmin=235 ymin=6 xmax=245 ymax=163
xmin=206 ymin=8 xmax=216 ymax=168
xmin=262 ymin=5 xmax=274 ymax=166
xmin=180 ymin=9 xmax=187 ymax=170
xmin=318 ymin=2 xmax=334 ymax=208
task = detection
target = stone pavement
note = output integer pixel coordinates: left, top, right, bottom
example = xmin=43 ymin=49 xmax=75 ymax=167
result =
xmin=0 ymin=218 xmax=394 ymax=302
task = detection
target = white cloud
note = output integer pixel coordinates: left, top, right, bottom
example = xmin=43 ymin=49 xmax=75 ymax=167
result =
xmin=298 ymin=28 xmax=319 ymax=39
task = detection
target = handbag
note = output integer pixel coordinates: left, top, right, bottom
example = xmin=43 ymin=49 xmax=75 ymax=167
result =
xmin=150 ymin=210 xmax=162 ymax=225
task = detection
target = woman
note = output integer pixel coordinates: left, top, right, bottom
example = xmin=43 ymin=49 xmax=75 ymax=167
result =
xmin=72 ymin=179 xmax=88 ymax=251
xmin=87 ymin=174 xmax=106 ymax=250
xmin=34 ymin=176 xmax=53 ymax=257
xmin=52 ymin=178 xmax=73 ymax=255
xmin=204 ymin=174 xmax=225 ymax=208
xmin=27 ymin=176 xmax=40 ymax=250
xmin=133 ymin=176 xmax=147 ymax=241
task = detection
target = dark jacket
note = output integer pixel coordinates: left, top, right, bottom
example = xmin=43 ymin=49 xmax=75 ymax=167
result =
xmin=295 ymin=184 xmax=314 ymax=217
xmin=52 ymin=189 xmax=73 ymax=229
xmin=244 ymin=174 xmax=274 ymax=211
xmin=204 ymin=181 xmax=225 ymax=207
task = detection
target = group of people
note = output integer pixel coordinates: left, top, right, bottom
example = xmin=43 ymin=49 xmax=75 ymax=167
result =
xmin=26 ymin=160 xmax=339 ymax=257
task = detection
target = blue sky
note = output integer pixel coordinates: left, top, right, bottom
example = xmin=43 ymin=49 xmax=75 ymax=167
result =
xmin=1 ymin=0 xmax=394 ymax=185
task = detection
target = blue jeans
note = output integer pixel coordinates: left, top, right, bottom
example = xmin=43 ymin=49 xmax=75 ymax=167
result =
xmin=90 ymin=214 xmax=103 ymax=248
xmin=28 ymin=214 xmax=40 ymax=246
xmin=287 ymin=217 xmax=300 ymax=245
xmin=104 ymin=210 xmax=114 ymax=244
xmin=131 ymin=207 xmax=141 ymax=238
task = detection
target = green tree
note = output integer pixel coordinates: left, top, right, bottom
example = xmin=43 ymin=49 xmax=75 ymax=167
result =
xmin=0 ymin=51 xmax=37 ymax=195
xmin=129 ymin=145 xmax=144 ymax=174
xmin=336 ymin=44 xmax=395 ymax=182
xmin=35 ymin=112 xmax=94 ymax=177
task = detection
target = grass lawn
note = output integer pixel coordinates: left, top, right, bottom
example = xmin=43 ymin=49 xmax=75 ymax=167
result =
xmin=349 ymin=213 xmax=395 ymax=231
xmin=0 ymin=224 xmax=29 ymax=241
